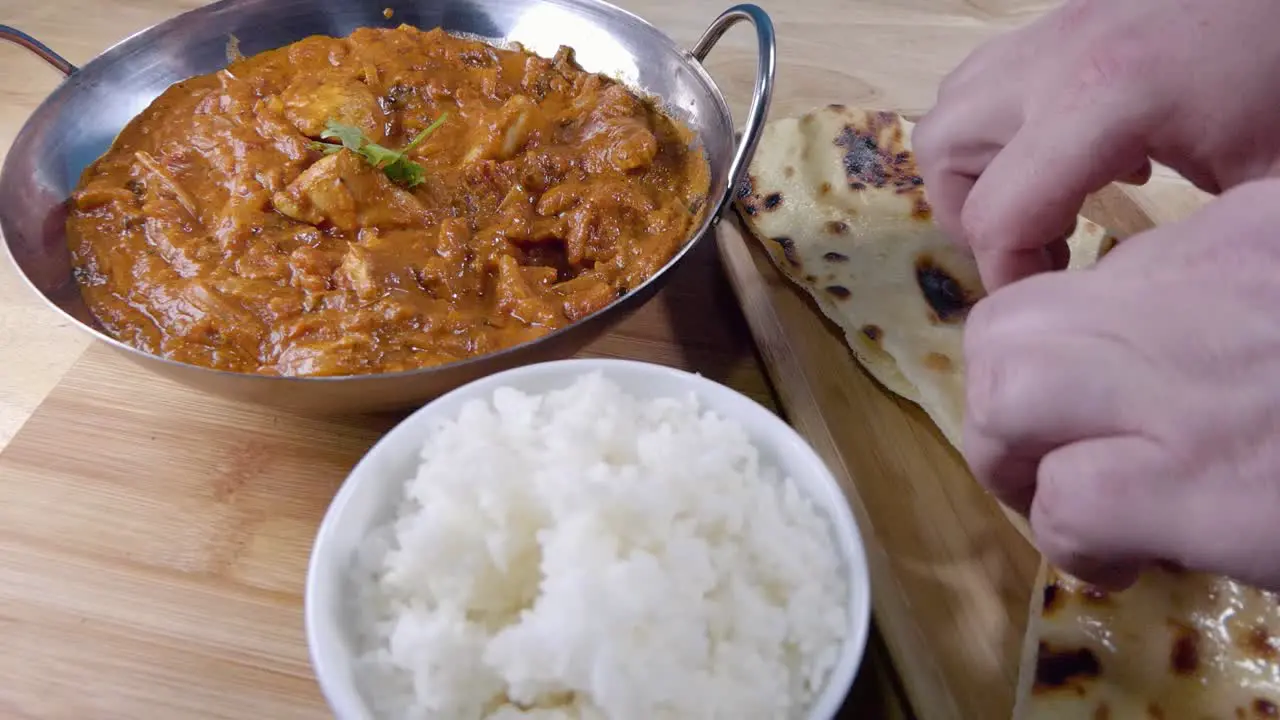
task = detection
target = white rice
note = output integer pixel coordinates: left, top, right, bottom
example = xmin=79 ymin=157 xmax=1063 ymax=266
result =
xmin=350 ymin=372 xmax=850 ymax=719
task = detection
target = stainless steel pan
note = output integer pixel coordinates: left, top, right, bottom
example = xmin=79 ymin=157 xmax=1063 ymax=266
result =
xmin=0 ymin=0 xmax=774 ymax=413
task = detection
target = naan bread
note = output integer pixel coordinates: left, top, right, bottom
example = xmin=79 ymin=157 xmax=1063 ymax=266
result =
xmin=1016 ymin=564 xmax=1280 ymax=720
xmin=733 ymin=104 xmax=1114 ymax=449
xmin=735 ymin=104 xmax=1280 ymax=719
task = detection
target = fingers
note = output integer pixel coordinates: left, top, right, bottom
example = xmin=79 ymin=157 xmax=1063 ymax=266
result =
xmin=960 ymin=106 xmax=1151 ymax=290
xmin=1030 ymin=435 xmax=1171 ymax=590
xmin=920 ymin=169 xmax=976 ymax=249
xmin=962 ymin=271 xmax=1155 ymax=511
xmin=913 ymin=94 xmax=1023 ymax=247
xmin=963 ymin=331 xmax=1146 ymax=513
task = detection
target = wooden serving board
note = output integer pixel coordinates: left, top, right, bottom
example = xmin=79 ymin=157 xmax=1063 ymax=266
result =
xmin=715 ymin=184 xmax=1158 ymax=720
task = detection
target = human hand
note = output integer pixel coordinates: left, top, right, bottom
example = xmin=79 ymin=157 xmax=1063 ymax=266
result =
xmin=912 ymin=0 xmax=1280 ymax=290
xmin=963 ymin=179 xmax=1280 ymax=592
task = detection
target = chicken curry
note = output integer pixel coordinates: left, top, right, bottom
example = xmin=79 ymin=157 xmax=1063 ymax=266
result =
xmin=67 ymin=26 xmax=710 ymax=376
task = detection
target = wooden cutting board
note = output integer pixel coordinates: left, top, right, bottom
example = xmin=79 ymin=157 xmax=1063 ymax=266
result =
xmin=714 ymin=184 xmax=1157 ymax=720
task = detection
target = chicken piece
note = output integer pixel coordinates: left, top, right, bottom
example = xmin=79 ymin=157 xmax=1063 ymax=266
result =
xmin=335 ymin=245 xmax=380 ymax=302
xmin=143 ymin=216 xmax=214 ymax=279
xmin=494 ymin=254 xmax=561 ymax=327
xmin=73 ymin=181 xmax=135 ymax=211
xmin=497 ymin=186 xmax=536 ymax=242
xmin=587 ymin=83 xmax=645 ymax=123
xmin=275 ymin=147 xmax=435 ymax=231
xmin=535 ymin=183 xmax=583 ymax=217
xmin=603 ymin=119 xmax=658 ymax=172
xmin=272 ymin=153 xmax=358 ymax=230
xmin=554 ymin=274 xmax=616 ymax=320
xmin=145 ymin=279 xmax=262 ymax=353
xmin=288 ymin=246 xmax=341 ymax=293
xmin=464 ymin=95 xmax=543 ymax=163
xmin=584 ymin=117 xmax=657 ymax=173
xmin=336 ymin=230 xmax=435 ymax=303
xmin=520 ymin=54 xmax=571 ymax=99
xmin=522 ymin=265 xmax=558 ymax=288
xmin=419 ymin=218 xmax=481 ymax=300
xmin=281 ymin=75 xmax=386 ymax=142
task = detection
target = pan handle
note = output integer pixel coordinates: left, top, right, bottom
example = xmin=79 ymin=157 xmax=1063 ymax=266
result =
xmin=690 ymin=4 xmax=776 ymax=216
xmin=0 ymin=25 xmax=78 ymax=77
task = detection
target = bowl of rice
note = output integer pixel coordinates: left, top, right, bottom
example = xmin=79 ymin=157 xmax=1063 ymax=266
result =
xmin=305 ymin=358 xmax=872 ymax=720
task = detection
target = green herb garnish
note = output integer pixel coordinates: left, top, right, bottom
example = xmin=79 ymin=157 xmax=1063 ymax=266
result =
xmin=309 ymin=113 xmax=449 ymax=188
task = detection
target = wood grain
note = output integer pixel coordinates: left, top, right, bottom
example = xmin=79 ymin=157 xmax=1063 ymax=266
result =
xmin=715 ymin=186 xmax=1157 ymax=720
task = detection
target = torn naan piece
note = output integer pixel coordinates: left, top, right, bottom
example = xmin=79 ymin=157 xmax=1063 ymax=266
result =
xmin=1016 ymin=564 xmax=1280 ymax=720
xmin=732 ymin=104 xmax=1114 ymax=449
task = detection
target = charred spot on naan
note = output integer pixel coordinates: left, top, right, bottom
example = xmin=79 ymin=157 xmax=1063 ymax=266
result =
xmin=772 ymin=236 xmax=801 ymax=267
xmin=1043 ymin=582 xmax=1066 ymax=615
xmin=1254 ymin=699 xmax=1279 ymax=718
xmin=824 ymin=221 xmax=849 ymax=236
xmin=1033 ymin=642 xmax=1103 ymax=695
xmin=1169 ymin=620 xmax=1201 ymax=675
xmin=1242 ymin=625 xmax=1280 ymax=660
xmin=825 ymin=285 xmax=851 ymax=300
xmin=823 ymin=249 xmax=849 ymax=261
xmin=861 ymin=324 xmax=882 ymax=343
xmin=915 ymin=254 xmax=981 ymax=324
xmin=923 ymin=352 xmax=953 ymax=373
xmin=736 ymin=173 xmax=782 ymax=216
xmin=912 ymin=192 xmax=932 ymax=221
xmin=736 ymin=174 xmax=763 ymax=216
xmin=833 ymin=111 xmax=924 ymax=192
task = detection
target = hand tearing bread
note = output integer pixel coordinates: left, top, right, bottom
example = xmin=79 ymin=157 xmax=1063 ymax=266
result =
xmin=733 ymin=104 xmax=1114 ymax=450
xmin=733 ymin=104 xmax=1280 ymax=719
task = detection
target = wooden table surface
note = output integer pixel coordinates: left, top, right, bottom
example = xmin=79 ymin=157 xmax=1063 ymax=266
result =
xmin=0 ymin=0 xmax=1213 ymax=715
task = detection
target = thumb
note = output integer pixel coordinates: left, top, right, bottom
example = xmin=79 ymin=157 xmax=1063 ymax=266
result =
xmin=960 ymin=108 xmax=1149 ymax=290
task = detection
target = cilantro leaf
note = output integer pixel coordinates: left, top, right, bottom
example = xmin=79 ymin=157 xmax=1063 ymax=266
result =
xmin=361 ymin=144 xmax=402 ymax=168
xmin=383 ymin=161 xmax=425 ymax=188
xmin=308 ymin=113 xmax=449 ymax=188
xmin=319 ymin=120 xmax=367 ymax=151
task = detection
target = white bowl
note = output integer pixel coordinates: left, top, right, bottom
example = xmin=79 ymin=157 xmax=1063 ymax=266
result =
xmin=305 ymin=358 xmax=872 ymax=719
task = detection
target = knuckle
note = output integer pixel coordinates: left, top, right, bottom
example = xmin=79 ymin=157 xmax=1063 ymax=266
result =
xmin=961 ymin=296 xmax=999 ymax=356
xmin=1032 ymin=447 xmax=1128 ymax=566
xmin=964 ymin=346 xmax=1012 ymax=438
xmin=1030 ymin=464 xmax=1096 ymax=563
xmin=909 ymin=113 xmax=948 ymax=168
xmin=959 ymin=196 xmax=1004 ymax=253
xmin=1061 ymin=36 xmax=1149 ymax=108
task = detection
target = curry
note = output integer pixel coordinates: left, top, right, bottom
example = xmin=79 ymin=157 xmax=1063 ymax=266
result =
xmin=67 ymin=26 xmax=710 ymax=376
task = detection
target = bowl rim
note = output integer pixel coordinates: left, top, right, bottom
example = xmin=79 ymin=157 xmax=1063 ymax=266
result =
xmin=0 ymin=0 xmax=751 ymax=387
xmin=304 ymin=356 xmax=873 ymax=720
